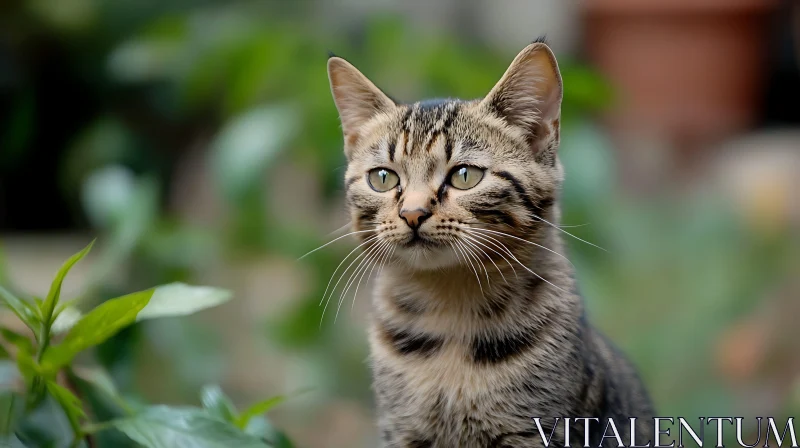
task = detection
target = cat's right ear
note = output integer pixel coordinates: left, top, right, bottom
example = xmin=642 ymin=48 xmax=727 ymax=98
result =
xmin=480 ymin=43 xmax=563 ymax=165
xmin=327 ymin=56 xmax=396 ymax=147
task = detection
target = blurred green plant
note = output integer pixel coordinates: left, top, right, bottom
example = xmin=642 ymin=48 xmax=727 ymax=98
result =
xmin=0 ymin=2 xmax=619 ymax=435
xmin=0 ymin=241 xmax=293 ymax=447
xmin=4 ymin=2 xmax=611 ymax=410
xmin=0 ymin=0 xmax=797 ymax=445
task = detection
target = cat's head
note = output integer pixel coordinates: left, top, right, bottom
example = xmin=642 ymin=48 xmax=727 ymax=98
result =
xmin=327 ymin=42 xmax=563 ymax=270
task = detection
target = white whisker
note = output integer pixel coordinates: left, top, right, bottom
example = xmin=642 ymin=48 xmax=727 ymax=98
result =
xmin=446 ymin=241 xmax=466 ymax=274
xmin=318 ymin=235 xmax=379 ymax=306
xmin=453 ymin=240 xmax=484 ymax=296
xmin=298 ymin=229 xmax=378 ymax=261
xmin=460 ymin=238 xmax=489 ymax=285
xmin=467 ymin=227 xmax=574 ymax=268
xmin=320 ymin=238 xmax=380 ymax=326
xmin=462 ymin=229 xmax=567 ymax=293
xmin=460 ymin=235 xmax=507 ymax=285
xmin=462 ymin=232 xmax=518 ymax=280
xmin=351 ymin=241 xmax=394 ymax=313
xmin=335 ymin=241 xmax=387 ymax=323
xmin=377 ymin=243 xmax=396 ymax=276
xmin=327 ymin=221 xmax=354 ymax=237
xmin=529 ymin=214 xmax=607 ymax=252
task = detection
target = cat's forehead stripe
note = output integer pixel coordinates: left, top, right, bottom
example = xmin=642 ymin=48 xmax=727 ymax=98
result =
xmin=396 ymin=100 xmax=461 ymax=159
xmin=388 ymin=139 xmax=397 ymax=162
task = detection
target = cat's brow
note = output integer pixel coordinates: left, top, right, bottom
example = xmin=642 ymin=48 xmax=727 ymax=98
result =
xmin=388 ymin=139 xmax=397 ymax=162
xmin=450 ymin=138 xmax=488 ymax=165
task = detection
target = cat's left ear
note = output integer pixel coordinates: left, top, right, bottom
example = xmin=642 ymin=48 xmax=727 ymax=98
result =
xmin=328 ymin=56 xmax=396 ymax=148
xmin=480 ymin=42 xmax=563 ymax=165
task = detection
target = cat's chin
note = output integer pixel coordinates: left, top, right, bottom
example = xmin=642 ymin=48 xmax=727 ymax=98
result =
xmin=393 ymin=244 xmax=460 ymax=271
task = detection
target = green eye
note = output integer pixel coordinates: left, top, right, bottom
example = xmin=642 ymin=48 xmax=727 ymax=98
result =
xmin=367 ymin=168 xmax=400 ymax=192
xmin=449 ymin=166 xmax=484 ymax=190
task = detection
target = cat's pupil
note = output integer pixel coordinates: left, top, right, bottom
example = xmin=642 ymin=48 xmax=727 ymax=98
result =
xmin=459 ymin=168 xmax=468 ymax=182
xmin=380 ymin=170 xmax=387 ymax=183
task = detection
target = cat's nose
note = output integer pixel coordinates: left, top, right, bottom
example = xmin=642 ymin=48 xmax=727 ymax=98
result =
xmin=399 ymin=208 xmax=431 ymax=229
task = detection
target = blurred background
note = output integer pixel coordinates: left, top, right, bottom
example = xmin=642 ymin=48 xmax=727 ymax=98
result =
xmin=0 ymin=0 xmax=798 ymax=446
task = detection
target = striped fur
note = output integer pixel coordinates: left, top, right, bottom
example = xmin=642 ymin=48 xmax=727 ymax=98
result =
xmin=328 ymin=43 xmax=654 ymax=447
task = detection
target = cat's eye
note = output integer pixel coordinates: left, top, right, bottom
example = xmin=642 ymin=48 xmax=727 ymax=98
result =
xmin=449 ymin=166 xmax=485 ymax=190
xmin=367 ymin=168 xmax=400 ymax=192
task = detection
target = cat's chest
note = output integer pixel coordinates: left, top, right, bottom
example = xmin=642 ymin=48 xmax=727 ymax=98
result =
xmin=368 ymin=331 xmax=556 ymax=446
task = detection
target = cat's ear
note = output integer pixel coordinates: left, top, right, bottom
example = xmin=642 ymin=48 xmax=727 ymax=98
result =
xmin=328 ymin=56 xmax=396 ymax=147
xmin=480 ymin=42 xmax=563 ymax=164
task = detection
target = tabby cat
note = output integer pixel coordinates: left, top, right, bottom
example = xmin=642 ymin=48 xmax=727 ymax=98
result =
xmin=326 ymin=40 xmax=655 ymax=448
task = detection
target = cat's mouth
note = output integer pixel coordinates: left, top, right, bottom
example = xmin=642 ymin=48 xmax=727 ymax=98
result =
xmin=393 ymin=232 xmax=459 ymax=270
xmin=402 ymin=233 xmax=433 ymax=248
xmin=401 ymin=231 xmax=444 ymax=249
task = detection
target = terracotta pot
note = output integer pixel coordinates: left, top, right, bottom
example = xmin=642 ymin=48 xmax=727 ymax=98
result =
xmin=582 ymin=0 xmax=778 ymax=152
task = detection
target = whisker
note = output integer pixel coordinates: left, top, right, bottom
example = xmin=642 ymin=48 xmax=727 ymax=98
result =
xmin=335 ymin=241 xmax=387 ymax=323
xmin=320 ymin=238 xmax=380 ymax=326
xmin=446 ymin=240 xmax=465 ymax=268
xmin=460 ymin=235 xmax=508 ymax=285
xmin=462 ymin=218 xmax=605 ymax=252
xmin=469 ymin=235 xmax=567 ymax=294
xmin=351 ymin=241 xmax=394 ymax=313
xmin=299 ymin=229 xmax=378 ymax=260
xmin=338 ymin=241 xmax=385 ymax=306
xmin=319 ymin=235 xmax=380 ymax=306
xmin=377 ymin=243 xmax=396 ymax=276
xmin=460 ymin=239 xmax=490 ymax=285
xmin=462 ymin=232 xmax=518 ymax=280
xmin=529 ymin=214 xmax=607 ymax=252
xmin=326 ymin=221 xmax=354 ymax=237
xmin=446 ymin=240 xmax=471 ymax=277
xmin=453 ymin=240 xmax=484 ymax=296
xmin=466 ymin=227 xmax=575 ymax=268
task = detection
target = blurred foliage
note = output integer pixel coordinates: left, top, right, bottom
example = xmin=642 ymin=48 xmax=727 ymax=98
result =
xmin=3 ymin=0 xmax=615 ymax=406
xmin=0 ymin=0 xmax=796 ymax=446
xmin=0 ymin=242 xmax=293 ymax=447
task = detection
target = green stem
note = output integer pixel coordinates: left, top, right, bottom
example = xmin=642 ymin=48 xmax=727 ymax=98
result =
xmin=35 ymin=320 xmax=50 ymax=364
xmin=81 ymin=421 xmax=115 ymax=434
xmin=26 ymin=322 xmax=51 ymax=410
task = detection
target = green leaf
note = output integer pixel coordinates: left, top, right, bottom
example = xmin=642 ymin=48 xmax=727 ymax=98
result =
xmin=0 ymin=433 xmax=26 ymax=448
xmin=0 ymin=287 xmax=39 ymax=334
xmin=70 ymin=368 xmax=136 ymax=447
xmin=235 ymin=396 xmax=285 ymax=430
xmin=15 ymin=395 xmax=76 ymax=446
xmin=0 ymin=391 xmax=23 ymax=437
xmin=134 ymin=283 xmax=232 ymax=322
xmin=45 ymin=381 xmax=85 ymax=433
xmin=210 ymin=104 xmax=298 ymax=201
xmin=0 ymin=330 xmax=37 ymax=381
xmin=70 ymin=367 xmax=120 ymax=405
xmin=40 ymin=289 xmax=152 ymax=372
xmin=51 ymin=307 xmax=82 ymax=335
xmin=40 ymin=240 xmax=94 ymax=327
xmin=243 ymin=416 xmax=294 ymax=448
xmin=41 ymin=283 xmax=232 ymax=372
xmin=200 ymin=385 xmax=237 ymax=424
xmin=111 ymin=406 xmax=269 ymax=448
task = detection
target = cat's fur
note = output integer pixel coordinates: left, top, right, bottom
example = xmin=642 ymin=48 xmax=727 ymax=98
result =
xmin=327 ymin=41 xmax=655 ymax=448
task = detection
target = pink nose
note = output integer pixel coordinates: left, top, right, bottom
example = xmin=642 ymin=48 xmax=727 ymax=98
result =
xmin=399 ymin=208 xmax=431 ymax=229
